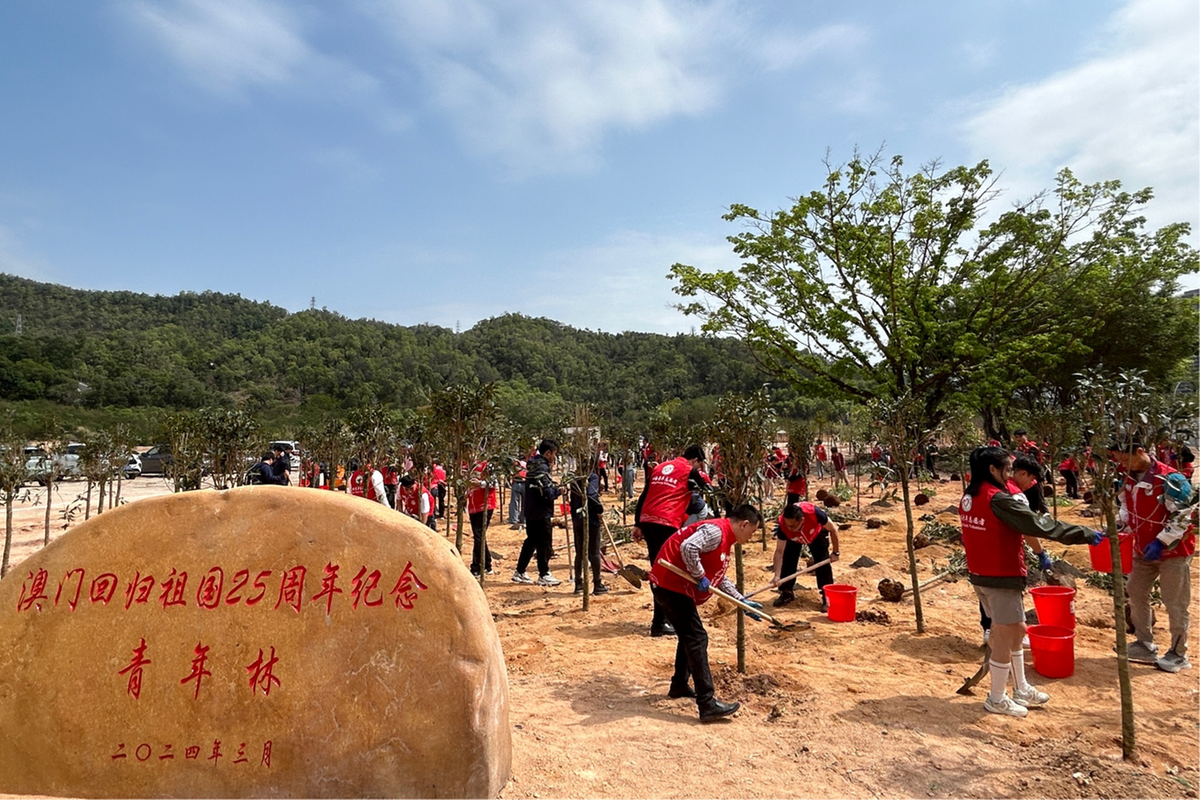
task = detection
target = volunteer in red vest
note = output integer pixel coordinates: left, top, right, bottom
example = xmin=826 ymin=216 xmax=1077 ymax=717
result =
xmin=399 ymin=475 xmax=435 ymax=528
xmin=633 ymin=443 xmax=710 ymax=637
xmin=784 ymin=443 xmax=808 ymax=505
xmin=466 ymin=460 xmax=499 ymax=577
xmin=1107 ymin=440 xmax=1196 ymax=673
xmin=649 ymin=504 xmax=763 ymax=722
xmin=430 ymin=459 xmax=447 ymax=519
xmin=348 ymin=458 xmax=391 ymax=509
xmin=770 ymin=501 xmax=840 ymax=610
xmin=960 ymin=446 xmax=1100 ymax=717
xmin=813 ymin=439 xmax=828 ymax=481
xmin=382 ymin=457 xmax=400 ymax=509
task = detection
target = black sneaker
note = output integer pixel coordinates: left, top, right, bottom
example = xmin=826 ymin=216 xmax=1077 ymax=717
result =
xmin=699 ymin=699 xmax=740 ymax=722
xmin=668 ymin=683 xmax=696 ymax=699
xmin=773 ymin=592 xmax=795 ymax=608
xmin=573 ymin=582 xmax=584 ymax=594
xmin=593 ymin=583 xmax=610 ymax=595
xmin=650 ymin=622 xmax=677 ymax=638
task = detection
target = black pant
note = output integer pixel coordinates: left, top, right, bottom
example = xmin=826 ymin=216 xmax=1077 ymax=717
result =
xmin=384 ymin=484 xmax=397 ymax=509
xmin=1062 ymin=470 xmax=1079 ymax=499
xmin=435 ymin=484 xmax=446 ymax=517
xmin=469 ymin=509 xmax=495 ymax=573
xmin=652 ymin=585 xmax=714 ymax=707
xmin=779 ymin=532 xmax=833 ymax=599
xmin=573 ymin=514 xmax=603 ymax=586
xmin=641 ymin=522 xmax=676 ymax=631
xmin=598 ymin=468 xmax=608 ymax=493
xmin=517 ymin=517 xmax=554 ymax=577
xmin=785 ymin=491 xmax=803 ymax=507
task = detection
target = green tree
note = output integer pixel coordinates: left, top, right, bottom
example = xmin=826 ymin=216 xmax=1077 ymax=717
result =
xmin=0 ymin=416 xmax=27 ymax=577
xmin=671 ymin=150 xmax=1189 ymax=633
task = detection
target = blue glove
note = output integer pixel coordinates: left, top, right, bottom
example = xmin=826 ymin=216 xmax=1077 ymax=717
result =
xmin=743 ymin=599 xmax=764 ymax=611
xmin=1143 ymin=540 xmax=1165 ymax=562
xmin=746 ymin=610 xmax=763 ymax=622
xmin=696 ymin=576 xmax=711 ymax=593
xmin=1038 ymin=551 xmax=1052 ymax=571
xmin=1089 ymin=530 xmax=1106 ymax=547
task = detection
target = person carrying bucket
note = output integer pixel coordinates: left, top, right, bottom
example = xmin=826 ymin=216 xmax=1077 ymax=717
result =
xmin=960 ymin=446 xmax=1103 ymax=718
xmin=769 ymin=501 xmax=840 ymax=610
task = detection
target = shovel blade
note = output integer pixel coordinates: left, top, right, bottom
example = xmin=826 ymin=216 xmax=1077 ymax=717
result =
xmin=617 ymin=566 xmax=643 ymax=589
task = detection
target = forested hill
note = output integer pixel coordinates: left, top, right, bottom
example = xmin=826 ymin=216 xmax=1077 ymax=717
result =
xmin=0 ymin=273 xmax=786 ymax=425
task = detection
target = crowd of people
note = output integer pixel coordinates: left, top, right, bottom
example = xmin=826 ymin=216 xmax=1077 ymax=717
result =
xmin=251 ymin=430 xmax=1196 ymax=723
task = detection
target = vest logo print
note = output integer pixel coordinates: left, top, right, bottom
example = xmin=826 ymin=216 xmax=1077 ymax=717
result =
xmin=661 ymin=464 xmax=675 ymax=475
xmin=960 ymin=494 xmax=972 ymax=512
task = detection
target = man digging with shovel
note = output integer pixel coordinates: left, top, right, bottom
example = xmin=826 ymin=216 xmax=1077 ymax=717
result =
xmin=648 ymin=504 xmax=764 ymax=723
xmin=770 ymin=501 xmax=840 ymax=611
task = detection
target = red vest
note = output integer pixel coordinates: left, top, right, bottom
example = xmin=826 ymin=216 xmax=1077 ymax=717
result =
xmin=349 ymin=469 xmax=366 ymax=498
xmin=815 ymin=445 xmax=827 ymax=462
xmin=402 ymin=485 xmax=432 ymax=518
xmin=777 ymin=502 xmax=824 ymax=545
xmin=1122 ymin=461 xmax=1194 ymax=559
xmin=467 ymin=461 xmax=497 ymax=515
xmin=640 ymin=457 xmax=695 ymax=529
xmin=650 ymin=518 xmax=737 ymax=604
xmin=960 ymin=483 xmax=1026 ymax=579
xmin=786 ymin=467 xmax=807 ymax=497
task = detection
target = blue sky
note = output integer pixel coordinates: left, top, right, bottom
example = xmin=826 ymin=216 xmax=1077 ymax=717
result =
xmin=1 ymin=0 xmax=1196 ymax=334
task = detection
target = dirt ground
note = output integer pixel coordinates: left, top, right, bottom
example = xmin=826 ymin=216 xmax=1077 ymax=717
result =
xmin=3 ymin=474 xmax=1198 ymax=799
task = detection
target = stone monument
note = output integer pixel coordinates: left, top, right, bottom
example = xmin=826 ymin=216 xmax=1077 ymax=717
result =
xmin=0 ymin=486 xmax=511 ymax=798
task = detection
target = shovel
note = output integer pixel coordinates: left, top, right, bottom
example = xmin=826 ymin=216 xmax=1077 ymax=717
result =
xmin=745 ymin=559 xmax=833 ymax=599
xmin=656 ymin=559 xmax=803 ymax=632
xmin=956 ymin=643 xmax=991 ymax=695
xmin=601 ymin=518 xmax=646 ymax=589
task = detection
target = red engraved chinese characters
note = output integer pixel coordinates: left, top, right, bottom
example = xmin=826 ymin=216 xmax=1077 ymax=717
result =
xmin=390 ymin=561 xmax=428 ymax=610
xmin=118 ymin=638 xmax=152 ymax=699
xmin=311 ymin=563 xmax=343 ymax=615
xmin=350 ymin=567 xmax=383 ymax=609
xmin=179 ymin=642 xmax=212 ymax=699
xmin=16 ymin=568 xmax=49 ymax=612
xmin=90 ymin=572 xmax=119 ymax=605
xmin=262 ymin=740 xmax=273 ymax=768
xmin=246 ymin=647 xmax=281 ymax=697
xmin=124 ymin=571 xmax=155 ymax=610
xmin=195 ymin=567 xmax=224 ymax=610
xmin=54 ymin=568 xmax=86 ymax=611
xmin=159 ymin=568 xmax=189 ymax=609
xmin=274 ymin=565 xmax=306 ymax=613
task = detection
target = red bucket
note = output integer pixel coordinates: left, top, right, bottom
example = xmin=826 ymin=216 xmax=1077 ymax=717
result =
xmin=1030 ymin=586 xmax=1076 ymax=630
xmin=825 ymin=584 xmax=857 ymax=622
xmin=1089 ymin=533 xmax=1133 ymax=574
xmin=1027 ymin=624 xmax=1075 ymax=678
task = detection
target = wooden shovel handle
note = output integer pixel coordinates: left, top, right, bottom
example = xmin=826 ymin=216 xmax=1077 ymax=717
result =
xmin=745 ymin=558 xmax=833 ymax=599
xmin=655 ymin=559 xmax=781 ymax=625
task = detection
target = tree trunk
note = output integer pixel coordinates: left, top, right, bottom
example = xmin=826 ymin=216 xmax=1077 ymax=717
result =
xmin=1 ymin=497 xmax=12 ymax=577
xmin=97 ymin=479 xmax=106 ymax=514
xmin=900 ymin=471 xmax=925 ymax=633
xmin=581 ymin=514 xmax=590 ymax=612
xmin=1102 ymin=500 xmax=1137 ymax=759
xmin=454 ymin=499 xmax=465 ymax=553
xmin=84 ymin=481 xmax=92 ymax=520
xmin=44 ymin=479 xmax=53 ymax=546
xmin=735 ymin=542 xmax=746 ymax=674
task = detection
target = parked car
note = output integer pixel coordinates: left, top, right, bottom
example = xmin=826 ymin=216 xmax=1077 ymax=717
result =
xmin=24 ymin=442 xmax=86 ymax=485
xmin=138 ymin=444 xmax=174 ymax=476
xmin=123 ymin=454 xmax=142 ymax=479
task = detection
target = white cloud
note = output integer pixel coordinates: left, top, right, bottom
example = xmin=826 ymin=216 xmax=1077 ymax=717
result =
xmin=524 ymin=230 xmax=734 ymax=333
xmin=123 ymin=0 xmax=311 ymax=96
xmin=962 ymin=0 xmax=1199 ymax=245
xmin=367 ymin=0 xmax=866 ymax=175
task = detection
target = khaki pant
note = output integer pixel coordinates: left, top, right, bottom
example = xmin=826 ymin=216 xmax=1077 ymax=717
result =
xmin=1127 ymin=554 xmax=1192 ymax=656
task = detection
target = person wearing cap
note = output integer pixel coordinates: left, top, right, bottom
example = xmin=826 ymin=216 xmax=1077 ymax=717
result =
xmin=1106 ymin=440 xmax=1196 ymax=673
xmin=960 ymin=446 xmax=1102 ymax=717
xmin=632 ymin=443 xmax=711 ymax=637
xmin=648 ymin=504 xmax=763 ymax=722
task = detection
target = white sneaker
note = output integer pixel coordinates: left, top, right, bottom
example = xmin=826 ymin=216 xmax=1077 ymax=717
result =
xmin=982 ymin=629 xmax=991 ymax=647
xmin=1013 ymin=686 xmax=1049 ymax=707
xmin=1022 ymin=634 xmax=1030 ymax=648
xmin=537 ymin=573 xmax=562 ymax=587
xmin=511 ymin=571 xmax=534 ymax=584
xmin=983 ymin=694 xmax=1028 ymax=718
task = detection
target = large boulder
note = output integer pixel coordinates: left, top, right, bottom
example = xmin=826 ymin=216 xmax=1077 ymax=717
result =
xmin=0 ymin=487 xmax=511 ymax=798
